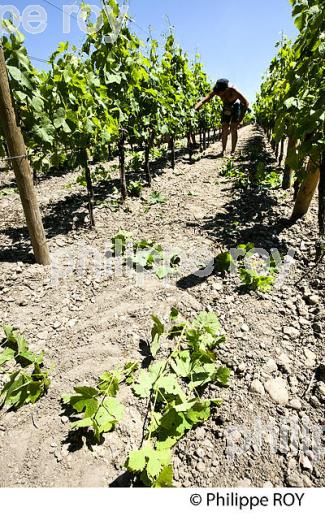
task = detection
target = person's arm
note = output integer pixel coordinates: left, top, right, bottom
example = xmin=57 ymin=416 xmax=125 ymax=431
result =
xmin=232 ymin=88 xmax=249 ymax=109
xmin=195 ymin=90 xmax=216 ymax=111
xmin=232 ymin=88 xmax=249 ymax=123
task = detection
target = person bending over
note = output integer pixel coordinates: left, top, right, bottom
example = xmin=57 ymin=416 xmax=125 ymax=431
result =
xmin=195 ymin=78 xmax=249 ymax=156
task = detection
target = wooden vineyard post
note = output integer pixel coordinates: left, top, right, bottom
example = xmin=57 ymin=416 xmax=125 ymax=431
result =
xmin=202 ymin=127 xmax=206 ymax=150
xmin=187 ymin=130 xmax=193 ymax=164
xmin=144 ymin=143 xmax=151 ymax=186
xmin=282 ymin=136 xmax=297 ymax=189
xmin=291 ymin=158 xmax=320 ymax=221
xmin=80 ymin=148 xmax=95 ymax=228
xmin=278 ymin=138 xmax=285 ymax=166
xmin=319 ymin=152 xmax=325 ymax=237
xmin=186 ymin=129 xmax=192 ymax=164
xmin=186 ymin=130 xmax=191 ymax=150
xmin=118 ymin=129 xmax=127 ymax=200
xmin=188 ymin=144 xmax=193 ymax=164
xmin=170 ymin=136 xmax=175 ymax=170
xmin=0 ymin=44 xmax=50 ymax=265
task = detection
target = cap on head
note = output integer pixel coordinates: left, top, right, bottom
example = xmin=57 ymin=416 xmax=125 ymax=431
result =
xmin=214 ymin=78 xmax=229 ymax=93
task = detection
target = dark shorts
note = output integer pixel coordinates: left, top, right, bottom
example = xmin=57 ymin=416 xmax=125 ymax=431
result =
xmin=221 ymin=102 xmax=245 ymax=124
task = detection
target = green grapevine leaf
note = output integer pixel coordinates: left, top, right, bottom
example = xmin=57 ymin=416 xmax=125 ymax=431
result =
xmin=125 ymin=444 xmax=173 ymax=487
xmin=170 ymin=350 xmax=191 ymax=378
xmin=147 ymin=191 xmax=167 ymax=205
xmin=127 ymin=449 xmax=147 ymax=472
xmin=123 ymin=361 xmax=139 ymax=385
xmin=0 ymin=348 xmax=15 ymax=367
xmin=153 ymin=464 xmax=173 ymax=487
xmin=98 ymin=371 xmax=121 ymax=396
xmin=155 ymin=266 xmax=172 ymax=279
xmin=169 ymin=307 xmax=179 ymax=321
xmin=192 ymin=311 xmax=221 ymax=336
xmin=150 ymin=315 xmax=165 ymax=357
xmin=0 ymin=327 xmax=51 ymax=410
xmin=215 ymin=366 xmax=231 ymax=386
xmin=66 ymin=387 xmax=99 ymax=417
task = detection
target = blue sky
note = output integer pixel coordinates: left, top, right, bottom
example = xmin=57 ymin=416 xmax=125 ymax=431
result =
xmin=6 ymin=0 xmax=298 ymax=102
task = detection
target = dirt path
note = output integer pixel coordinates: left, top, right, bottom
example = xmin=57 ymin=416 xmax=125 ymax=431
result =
xmin=0 ymin=125 xmax=324 ymax=488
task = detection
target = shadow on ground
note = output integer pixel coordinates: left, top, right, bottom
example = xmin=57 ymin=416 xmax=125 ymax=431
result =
xmin=0 ymin=136 xmax=221 ymax=264
xmin=193 ymin=129 xmax=293 ymax=252
xmin=177 ymin=129 xmax=295 ymax=291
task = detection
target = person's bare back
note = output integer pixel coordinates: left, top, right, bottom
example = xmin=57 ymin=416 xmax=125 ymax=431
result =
xmin=218 ymin=86 xmax=241 ymax=104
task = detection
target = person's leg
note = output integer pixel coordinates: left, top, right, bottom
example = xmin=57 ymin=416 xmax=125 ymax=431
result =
xmin=231 ymin=122 xmax=239 ymax=153
xmin=230 ymin=103 xmax=244 ymax=153
xmin=230 ymin=104 xmax=239 ymax=153
xmin=222 ymin=123 xmax=230 ymax=153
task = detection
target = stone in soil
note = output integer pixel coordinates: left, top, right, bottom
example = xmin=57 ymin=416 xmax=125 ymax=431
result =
xmin=288 ymin=398 xmax=302 ymax=410
xmin=264 ymin=377 xmax=289 ymax=405
xmin=304 ymin=348 xmax=317 ymax=368
xmin=286 ymin=473 xmax=304 ymax=488
xmin=250 ymin=380 xmax=265 ymax=396
xmin=264 ymin=359 xmax=277 ymax=374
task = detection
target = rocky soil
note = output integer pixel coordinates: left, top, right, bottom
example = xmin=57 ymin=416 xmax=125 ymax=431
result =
xmin=0 ymin=125 xmax=324 ymax=488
